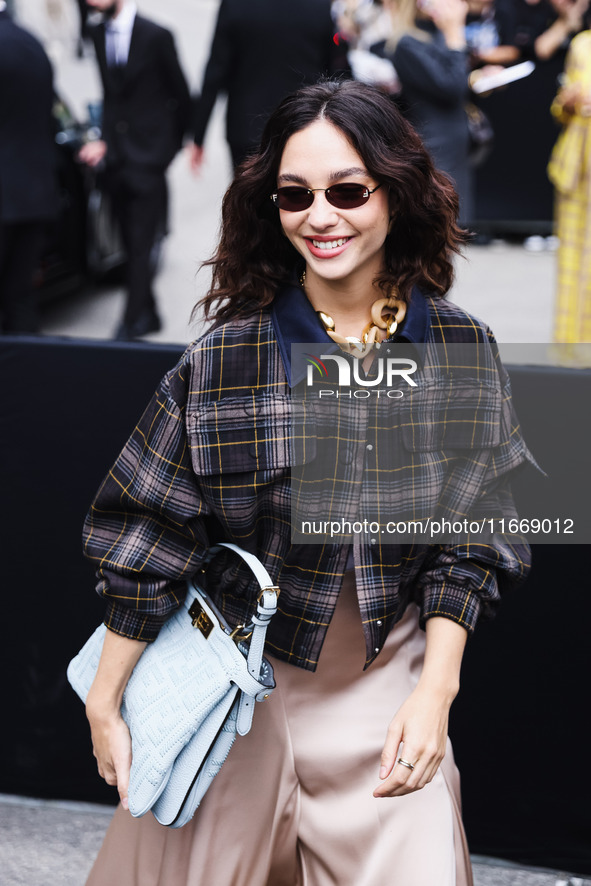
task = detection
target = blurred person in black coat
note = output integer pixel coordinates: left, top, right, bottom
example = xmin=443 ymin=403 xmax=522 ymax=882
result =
xmin=375 ymin=0 xmax=474 ymax=224
xmin=79 ymin=0 xmax=191 ymax=340
xmin=0 ymin=3 xmax=58 ymax=334
xmin=189 ymin=0 xmax=348 ymax=171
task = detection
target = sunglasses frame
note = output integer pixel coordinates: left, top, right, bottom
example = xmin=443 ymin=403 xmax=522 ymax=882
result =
xmin=270 ymin=183 xmax=381 ymax=212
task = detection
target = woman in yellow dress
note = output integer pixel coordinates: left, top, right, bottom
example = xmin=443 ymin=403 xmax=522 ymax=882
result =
xmin=548 ymin=25 xmax=591 ymax=345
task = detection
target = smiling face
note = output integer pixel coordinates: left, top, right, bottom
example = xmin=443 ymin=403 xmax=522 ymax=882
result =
xmin=276 ymin=119 xmax=391 ymax=294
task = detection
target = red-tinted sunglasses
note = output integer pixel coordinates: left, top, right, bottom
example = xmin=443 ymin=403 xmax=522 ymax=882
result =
xmin=271 ymin=183 xmax=381 ymax=212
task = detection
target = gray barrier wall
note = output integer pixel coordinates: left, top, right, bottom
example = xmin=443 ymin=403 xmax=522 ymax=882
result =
xmin=1 ymin=336 xmax=589 ymax=872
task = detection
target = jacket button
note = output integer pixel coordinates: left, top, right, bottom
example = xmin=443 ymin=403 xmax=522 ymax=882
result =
xmin=115 ymin=120 xmax=128 ymax=133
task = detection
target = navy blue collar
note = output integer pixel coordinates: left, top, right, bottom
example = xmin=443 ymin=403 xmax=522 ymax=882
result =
xmin=271 ymin=283 xmax=431 ymax=386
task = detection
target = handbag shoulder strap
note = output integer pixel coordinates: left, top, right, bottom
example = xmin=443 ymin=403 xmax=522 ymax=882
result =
xmin=206 ymin=543 xmax=279 ymax=736
xmin=210 ymin=542 xmax=277 ymax=591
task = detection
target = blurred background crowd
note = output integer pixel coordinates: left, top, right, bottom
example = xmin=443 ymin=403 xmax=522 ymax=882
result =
xmin=1 ymin=0 xmax=590 ymax=352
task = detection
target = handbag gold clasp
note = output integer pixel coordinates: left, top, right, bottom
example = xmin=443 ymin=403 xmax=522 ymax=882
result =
xmin=230 ymin=624 xmax=253 ymax=644
xmin=188 ymin=600 xmax=214 ymax=639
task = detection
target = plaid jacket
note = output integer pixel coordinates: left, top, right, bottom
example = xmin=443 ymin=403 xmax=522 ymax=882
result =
xmin=83 ymin=286 xmax=534 ymax=671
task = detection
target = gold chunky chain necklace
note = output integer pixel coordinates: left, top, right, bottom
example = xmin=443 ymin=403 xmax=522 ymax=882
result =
xmin=300 ymin=270 xmax=407 ymax=357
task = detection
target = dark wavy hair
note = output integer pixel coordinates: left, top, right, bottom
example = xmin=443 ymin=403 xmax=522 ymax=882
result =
xmin=198 ymin=79 xmax=466 ymax=324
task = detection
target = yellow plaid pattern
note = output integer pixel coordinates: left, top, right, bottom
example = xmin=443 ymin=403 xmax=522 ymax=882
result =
xmin=83 ymin=294 xmax=533 ymax=671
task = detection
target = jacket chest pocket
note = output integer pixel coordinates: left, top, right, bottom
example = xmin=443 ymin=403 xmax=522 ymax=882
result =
xmin=400 ymin=378 xmax=502 ymax=452
xmin=188 ymin=394 xmax=315 ymax=476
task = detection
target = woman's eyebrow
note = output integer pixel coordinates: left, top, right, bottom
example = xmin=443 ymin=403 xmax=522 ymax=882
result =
xmin=276 ymin=173 xmax=308 ymax=185
xmin=277 ymin=167 xmax=369 ymax=186
xmin=327 ymin=167 xmax=368 ymax=182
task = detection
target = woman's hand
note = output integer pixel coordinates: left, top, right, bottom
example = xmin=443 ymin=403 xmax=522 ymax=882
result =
xmin=374 ymin=615 xmax=467 ymax=799
xmin=556 ymin=0 xmax=589 ymax=32
xmin=427 ymin=0 xmax=468 ymax=28
xmin=188 ymin=143 xmax=205 ymax=175
xmin=558 ymin=82 xmax=584 ymax=115
xmin=78 ymin=139 xmax=107 ymax=167
xmin=468 ymin=63 xmax=505 ymax=94
xmin=421 ymin=0 xmax=468 ymax=49
xmin=373 ymin=683 xmax=453 ymax=797
xmin=84 ymin=630 xmax=147 ymax=809
xmin=86 ymin=692 xmax=133 ymax=809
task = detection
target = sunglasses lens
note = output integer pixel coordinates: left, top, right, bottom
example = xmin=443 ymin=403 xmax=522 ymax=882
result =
xmin=275 ymin=187 xmax=313 ymax=211
xmin=326 ymin=184 xmax=369 ymax=209
xmin=273 ymin=184 xmax=375 ymax=211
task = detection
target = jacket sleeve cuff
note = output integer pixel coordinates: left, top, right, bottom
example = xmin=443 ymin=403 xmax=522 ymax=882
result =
xmin=103 ymin=601 xmax=168 ymax=643
xmin=419 ymin=584 xmax=484 ymax=634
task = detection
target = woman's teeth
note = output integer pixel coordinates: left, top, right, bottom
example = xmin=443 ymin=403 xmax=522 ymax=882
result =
xmin=312 ymin=238 xmax=349 ymax=250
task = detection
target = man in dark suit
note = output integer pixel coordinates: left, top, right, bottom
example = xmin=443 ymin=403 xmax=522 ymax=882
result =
xmin=190 ymin=0 xmax=348 ymax=171
xmin=80 ymin=0 xmax=191 ymax=340
xmin=0 ymin=4 xmax=58 ymax=333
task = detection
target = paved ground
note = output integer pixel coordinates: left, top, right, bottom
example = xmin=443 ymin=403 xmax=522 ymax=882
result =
xmin=3 ymin=4 xmax=586 ymax=885
xmin=1 ymin=794 xmax=590 ymax=886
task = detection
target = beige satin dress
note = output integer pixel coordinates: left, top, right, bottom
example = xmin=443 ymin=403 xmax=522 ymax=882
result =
xmin=86 ymin=572 xmax=473 ymax=886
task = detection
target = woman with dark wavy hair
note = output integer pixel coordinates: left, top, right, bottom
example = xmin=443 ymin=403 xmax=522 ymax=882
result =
xmin=201 ymin=77 xmax=463 ymax=324
xmin=82 ymin=79 xmax=533 ymax=886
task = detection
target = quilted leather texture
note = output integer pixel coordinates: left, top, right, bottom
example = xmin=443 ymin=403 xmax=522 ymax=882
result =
xmin=67 ymin=578 xmax=275 ymax=827
xmin=153 ymin=695 xmax=239 ymax=827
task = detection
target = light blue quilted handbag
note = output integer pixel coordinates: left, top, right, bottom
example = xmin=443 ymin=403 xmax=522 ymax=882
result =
xmin=67 ymin=543 xmax=279 ymax=828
